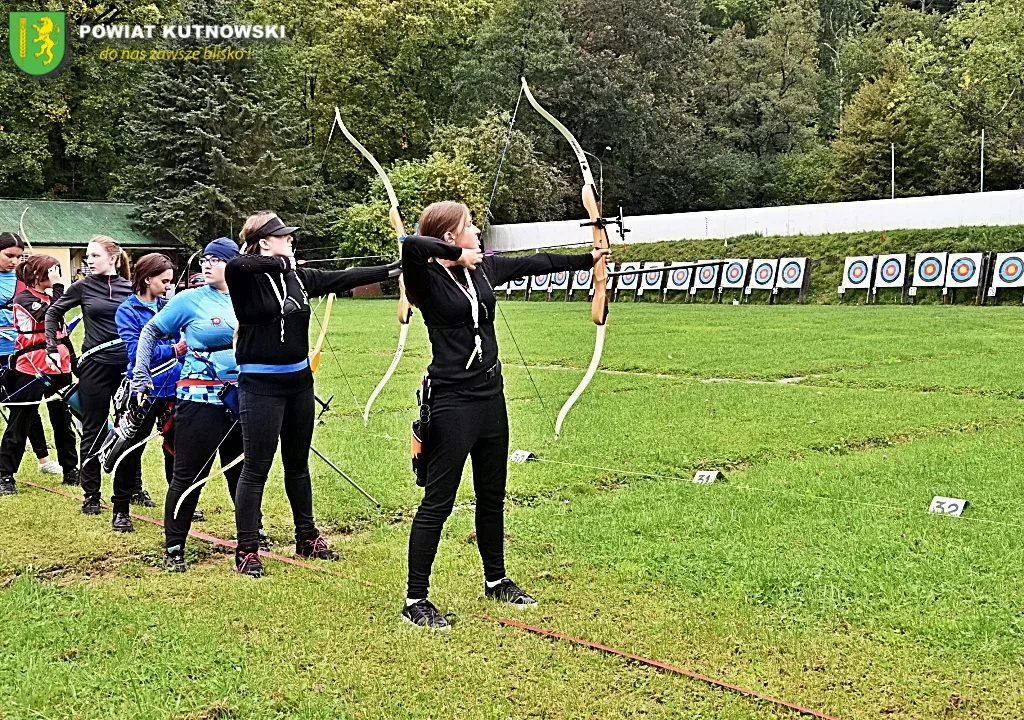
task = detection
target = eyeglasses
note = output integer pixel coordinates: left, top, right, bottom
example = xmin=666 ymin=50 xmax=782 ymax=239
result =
xmin=200 ymin=256 xmax=224 ymax=266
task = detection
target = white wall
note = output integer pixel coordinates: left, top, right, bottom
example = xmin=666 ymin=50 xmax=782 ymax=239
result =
xmin=485 ymin=189 xmax=1024 ymax=252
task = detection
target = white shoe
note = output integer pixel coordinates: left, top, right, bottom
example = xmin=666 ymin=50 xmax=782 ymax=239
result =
xmin=38 ymin=460 xmax=62 ymax=475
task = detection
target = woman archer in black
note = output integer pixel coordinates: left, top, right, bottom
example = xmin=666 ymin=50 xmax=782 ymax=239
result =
xmin=224 ymin=212 xmax=400 ymax=578
xmin=400 ymin=200 xmax=608 ymax=630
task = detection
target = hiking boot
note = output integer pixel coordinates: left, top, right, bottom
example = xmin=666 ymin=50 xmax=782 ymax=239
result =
xmin=258 ymin=528 xmax=271 ymax=552
xmin=0 ymin=475 xmax=15 ymax=495
xmin=485 ymin=578 xmax=537 ymax=606
xmin=130 ymin=490 xmax=157 ymax=508
xmin=38 ymin=460 xmax=62 ymax=475
xmin=401 ymin=599 xmax=451 ymax=630
xmin=164 ymin=545 xmax=187 ymax=573
xmin=61 ymin=468 xmax=80 ymax=486
xmin=235 ymin=550 xmax=264 ymax=578
xmin=112 ymin=511 xmax=134 ymax=533
xmin=81 ymin=496 xmax=101 ymax=515
xmin=296 ymin=534 xmax=338 ymax=561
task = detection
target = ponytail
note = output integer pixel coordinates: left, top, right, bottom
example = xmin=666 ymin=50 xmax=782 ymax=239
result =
xmin=88 ymin=235 xmax=131 ymax=280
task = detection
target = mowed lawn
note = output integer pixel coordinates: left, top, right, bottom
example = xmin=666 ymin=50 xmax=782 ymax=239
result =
xmin=2 ymin=300 xmax=1023 ymax=720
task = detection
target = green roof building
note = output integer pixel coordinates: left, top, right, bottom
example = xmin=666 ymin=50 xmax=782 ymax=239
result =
xmin=0 ymin=198 xmax=180 ymax=284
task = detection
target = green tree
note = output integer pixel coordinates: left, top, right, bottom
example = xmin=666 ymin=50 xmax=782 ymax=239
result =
xmin=432 ymin=112 xmax=571 ymax=224
xmin=116 ymin=0 xmax=312 ymax=246
xmin=333 ymin=153 xmax=487 ymax=258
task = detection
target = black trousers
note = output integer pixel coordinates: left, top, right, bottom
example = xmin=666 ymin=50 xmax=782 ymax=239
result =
xmin=407 ymin=390 xmax=509 ymax=599
xmin=2 ymin=369 xmax=52 ymax=460
xmin=77 ymin=361 xmax=135 ymax=508
xmin=164 ymin=400 xmax=243 ymax=549
xmin=0 ymin=372 xmax=77 ymax=477
xmin=234 ymin=386 xmax=316 ymax=550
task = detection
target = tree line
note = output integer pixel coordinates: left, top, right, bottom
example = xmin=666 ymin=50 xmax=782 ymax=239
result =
xmin=0 ymin=0 xmax=1020 ymax=258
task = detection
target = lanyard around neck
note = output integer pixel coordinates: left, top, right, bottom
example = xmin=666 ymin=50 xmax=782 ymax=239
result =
xmin=440 ymin=264 xmax=483 ymax=369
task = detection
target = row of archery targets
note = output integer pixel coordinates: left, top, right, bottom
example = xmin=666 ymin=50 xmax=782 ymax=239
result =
xmin=496 ymin=258 xmax=813 ymax=304
xmin=495 ymin=251 xmax=1024 ymax=305
xmin=840 ymin=251 xmax=1024 ymax=304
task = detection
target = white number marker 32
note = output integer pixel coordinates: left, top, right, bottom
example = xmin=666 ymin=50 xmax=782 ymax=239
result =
xmin=929 ymin=496 xmax=968 ymax=517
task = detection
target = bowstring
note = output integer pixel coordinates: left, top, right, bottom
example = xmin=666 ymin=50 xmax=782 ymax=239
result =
xmin=481 ymin=85 xmax=545 ymax=410
xmin=309 ymin=297 xmax=363 ymax=417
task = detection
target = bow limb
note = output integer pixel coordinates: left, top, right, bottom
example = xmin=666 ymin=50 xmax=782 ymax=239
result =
xmin=308 ymin=293 xmax=335 ymax=374
xmin=520 ymin=78 xmax=610 ymax=439
xmin=19 ymin=207 xmax=34 ymax=252
xmin=173 ymin=450 xmax=244 ymax=520
xmin=333 ymin=108 xmax=413 ymax=425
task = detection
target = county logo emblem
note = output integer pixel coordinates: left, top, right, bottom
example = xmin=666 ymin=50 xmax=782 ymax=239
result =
xmin=9 ymin=12 xmax=67 ymax=78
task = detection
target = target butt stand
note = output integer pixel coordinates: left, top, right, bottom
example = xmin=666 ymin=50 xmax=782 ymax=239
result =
xmin=985 ymin=251 xmax=1024 ymax=305
xmin=773 ymin=257 xmax=811 ymax=304
xmin=839 ymin=255 xmax=875 ymax=304
xmin=870 ymin=253 xmax=910 ymax=304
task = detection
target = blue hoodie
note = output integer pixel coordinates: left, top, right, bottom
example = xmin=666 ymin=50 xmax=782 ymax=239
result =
xmin=115 ymin=294 xmax=182 ymax=398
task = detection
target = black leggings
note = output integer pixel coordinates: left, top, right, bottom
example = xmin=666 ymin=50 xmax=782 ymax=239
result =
xmin=164 ymin=400 xmax=243 ymax=549
xmin=234 ymin=386 xmax=316 ymax=550
xmin=77 ymin=361 xmax=135 ymax=509
xmin=0 ymin=372 xmax=77 ymax=477
xmin=2 ymin=369 xmax=53 ymax=460
xmin=407 ymin=390 xmax=509 ymax=599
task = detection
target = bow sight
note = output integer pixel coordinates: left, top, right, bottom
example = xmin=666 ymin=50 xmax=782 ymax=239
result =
xmin=580 ymin=206 xmax=631 ymax=244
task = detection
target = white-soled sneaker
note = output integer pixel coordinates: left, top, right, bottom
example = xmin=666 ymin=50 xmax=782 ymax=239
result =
xmin=485 ymin=578 xmax=537 ymax=606
xmin=38 ymin=460 xmax=62 ymax=475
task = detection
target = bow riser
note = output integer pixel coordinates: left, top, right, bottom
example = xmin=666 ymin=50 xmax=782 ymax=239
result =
xmin=581 ymin=185 xmax=610 ymax=325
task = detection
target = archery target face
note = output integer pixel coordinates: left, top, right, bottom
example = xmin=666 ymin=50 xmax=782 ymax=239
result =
xmin=721 ymin=259 xmax=748 ymax=289
xmin=749 ymin=259 xmax=777 ymax=289
xmin=842 ymin=256 xmax=873 ymax=289
xmin=641 ymin=262 xmax=664 ymax=290
xmin=993 ymin=253 xmax=1024 ymax=288
xmin=510 ymin=276 xmax=528 ymax=291
xmin=667 ymin=265 xmax=692 ymax=290
xmin=913 ymin=252 xmax=947 ymax=287
xmin=573 ymin=268 xmax=593 ymax=289
xmin=874 ymin=254 xmax=907 ymax=288
xmin=695 ymin=262 xmax=720 ymax=289
xmin=945 ymin=253 xmax=983 ymax=287
xmin=532 ymin=273 xmax=551 ymax=291
xmin=777 ymin=258 xmax=807 ymax=289
xmin=618 ymin=263 xmax=640 ymax=289
xmin=551 ymin=270 xmax=570 ymax=290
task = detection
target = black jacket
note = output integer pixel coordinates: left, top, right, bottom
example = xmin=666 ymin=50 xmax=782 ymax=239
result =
xmin=224 ymin=254 xmax=395 ymax=395
xmin=45 ymin=273 xmax=131 ymax=367
xmin=401 ymin=235 xmax=593 ymax=392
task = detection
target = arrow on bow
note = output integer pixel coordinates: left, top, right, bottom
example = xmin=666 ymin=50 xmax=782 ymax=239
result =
xmin=332 ymin=109 xmax=413 ymax=426
xmin=520 ymin=78 xmax=610 ymax=439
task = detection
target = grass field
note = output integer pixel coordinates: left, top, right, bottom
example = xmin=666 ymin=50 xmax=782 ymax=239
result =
xmin=2 ymin=300 xmax=1023 ymax=720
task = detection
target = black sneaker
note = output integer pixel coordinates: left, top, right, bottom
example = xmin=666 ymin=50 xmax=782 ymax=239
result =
xmin=61 ymin=468 xmax=80 ymax=486
xmin=235 ymin=550 xmax=264 ymax=578
xmin=0 ymin=475 xmax=15 ymax=495
xmin=485 ymin=578 xmax=537 ymax=606
xmin=81 ymin=496 xmax=101 ymax=515
xmin=296 ymin=534 xmax=339 ymax=561
xmin=401 ymin=599 xmax=451 ymax=630
xmin=164 ymin=545 xmax=188 ymax=573
xmin=112 ymin=511 xmax=134 ymax=533
xmin=258 ymin=529 xmax=271 ymax=552
xmin=192 ymin=510 xmax=205 ymax=522
xmin=130 ymin=490 xmax=157 ymax=508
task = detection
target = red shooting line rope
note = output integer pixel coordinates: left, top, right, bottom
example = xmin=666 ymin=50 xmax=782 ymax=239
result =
xmin=484 ymin=616 xmax=843 ymax=720
xmin=24 ymin=481 xmax=841 ymax=718
xmin=21 ymin=481 xmax=378 ymax=588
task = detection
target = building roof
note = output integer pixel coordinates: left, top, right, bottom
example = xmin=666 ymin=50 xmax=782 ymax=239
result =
xmin=0 ymin=199 xmax=179 ymax=248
